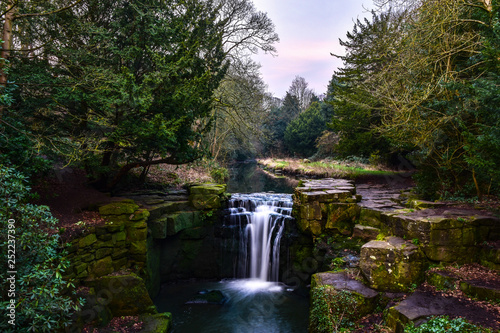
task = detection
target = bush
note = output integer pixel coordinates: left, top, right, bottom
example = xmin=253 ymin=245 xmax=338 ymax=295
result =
xmin=404 ymin=316 xmax=492 ymax=333
xmin=209 ymin=164 xmax=229 ymax=184
xmin=309 ymin=287 xmax=358 ymax=333
xmin=0 ymin=166 xmax=83 ymax=332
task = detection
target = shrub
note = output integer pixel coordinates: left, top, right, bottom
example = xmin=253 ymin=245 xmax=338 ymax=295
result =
xmin=0 ymin=166 xmax=83 ymax=332
xmin=404 ymin=316 xmax=492 ymax=333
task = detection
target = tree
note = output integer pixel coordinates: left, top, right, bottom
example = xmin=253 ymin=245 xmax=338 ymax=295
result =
xmin=284 ymin=101 xmax=326 ymax=157
xmin=288 ymin=75 xmax=315 ymax=112
xmin=327 ymin=11 xmax=402 ymax=158
xmin=204 ymin=0 xmax=279 ymax=161
xmin=372 ymin=0 xmax=500 ymax=197
xmin=8 ymin=0 xmax=229 ymax=188
xmin=0 ymin=0 xmax=83 ymax=119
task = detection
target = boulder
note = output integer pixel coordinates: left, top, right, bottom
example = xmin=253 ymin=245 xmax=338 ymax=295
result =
xmin=186 ymin=290 xmax=228 ymax=305
xmin=89 ymin=273 xmax=157 ymax=317
xmin=141 ymin=312 xmax=172 ymax=333
xmin=360 ymin=237 xmax=426 ymax=292
xmin=309 ymin=271 xmax=379 ymax=332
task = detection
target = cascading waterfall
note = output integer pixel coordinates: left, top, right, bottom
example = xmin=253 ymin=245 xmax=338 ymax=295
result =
xmin=226 ymin=193 xmax=293 ymax=282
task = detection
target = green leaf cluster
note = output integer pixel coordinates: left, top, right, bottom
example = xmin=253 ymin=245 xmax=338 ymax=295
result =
xmin=0 ymin=166 xmax=83 ymax=332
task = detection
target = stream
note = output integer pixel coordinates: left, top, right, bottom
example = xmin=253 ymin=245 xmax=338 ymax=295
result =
xmin=153 ymin=161 xmax=309 ymax=332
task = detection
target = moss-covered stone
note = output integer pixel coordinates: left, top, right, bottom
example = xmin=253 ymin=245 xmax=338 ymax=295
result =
xmin=99 ymin=201 xmax=139 ymax=216
xmin=113 ymin=231 xmax=127 ymax=242
xmin=90 ymin=256 xmax=114 ymax=278
xmin=190 ymin=194 xmax=221 ymax=210
xmin=79 ymin=233 xmax=97 ymax=248
xmin=460 ymin=280 xmax=500 ymax=301
xmin=80 ymin=253 xmax=96 ymax=263
xmin=309 ymin=271 xmax=378 ymax=333
xmin=130 ymin=209 xmax=150 ymax=221
xmin=89 ymin=273 xmax=157 ymax=317
xmin=96 ymin=248 xmax=113 ymax=260
xmin=74 ymin=262 xmax=88 ymax=275
xmin=140 ymin=312 xmax=172 ymax=333
xmin=189 ymin=183 xmax=226 ymax=196
xmin=97 ymin=233 xmax=113 ymax=241
xmin=106 ymin=221 xmax=126 ymax=233
xmin=180 ymin=227 xmax=208 ymax=240
xmin=127 ymin=227 xmax=148 ymax=242
xmin=112 ymin=248 xmax=129 ymax=260
xmin=360 ymin=237 xmax=426 ymax=292
xmin=427 ymin=271 xmax=457 ymax=290
xmin=130 ymin=241 xmax=147 ymax=255
xmin=166 ymin=211 xmax=203 ymax=236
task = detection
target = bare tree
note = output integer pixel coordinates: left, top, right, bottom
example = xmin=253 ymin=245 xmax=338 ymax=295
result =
xmin=288 ymin=75 xmax=314 ymax=113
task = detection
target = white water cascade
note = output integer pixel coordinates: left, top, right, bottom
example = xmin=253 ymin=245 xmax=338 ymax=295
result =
xmin=226 ymin=193 xmax=293 ymax=282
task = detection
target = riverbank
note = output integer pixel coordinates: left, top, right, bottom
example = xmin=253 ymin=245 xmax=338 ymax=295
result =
xmin=257 ymin=157 xmax=407 ymax=181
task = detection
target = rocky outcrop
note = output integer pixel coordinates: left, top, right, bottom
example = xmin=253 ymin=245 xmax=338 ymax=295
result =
xmin=309 ymin=270 xmax=379 ymax=333
xmin=359 ymin=237 xmax=426 ymax=292
xmin=293 ymin=179 xmax=360 ymax=236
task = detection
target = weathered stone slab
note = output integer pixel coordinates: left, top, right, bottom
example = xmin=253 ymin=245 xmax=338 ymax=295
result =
xmin=353 ymin=224 xmax=380 ymax=241
xmin=360 ymin=237 xmax=426 ymax=292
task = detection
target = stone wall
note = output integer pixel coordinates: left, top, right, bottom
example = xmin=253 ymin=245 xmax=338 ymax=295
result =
xmin=64 ymin=199 xmax=150 ymax=282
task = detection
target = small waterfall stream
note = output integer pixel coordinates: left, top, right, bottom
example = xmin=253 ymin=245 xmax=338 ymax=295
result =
xmin=227 ymin=193 xmax=293 ymax=281
xmin=154 ymin=163 xmax=308 ymax=332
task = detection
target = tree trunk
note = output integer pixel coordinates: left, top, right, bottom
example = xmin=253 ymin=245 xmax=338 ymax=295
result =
xmin=0 ymin=0 xmax=16 ymax=119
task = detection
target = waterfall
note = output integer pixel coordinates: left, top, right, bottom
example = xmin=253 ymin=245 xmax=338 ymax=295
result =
xmin=226 ymin=193 xmax=293 ymax=282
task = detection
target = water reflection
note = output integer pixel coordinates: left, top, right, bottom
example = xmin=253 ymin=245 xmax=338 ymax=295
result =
xmin=154 ymin=279 xmax=309 ymax=333
xmin=227 ymin=161 xmax=298 ymax=194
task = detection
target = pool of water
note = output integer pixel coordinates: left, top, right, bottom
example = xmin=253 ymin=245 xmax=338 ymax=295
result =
xmin=154 ymin=279 xmax=309 ymax=333
xmin=227 ymin=161 xmax=297 ymax=194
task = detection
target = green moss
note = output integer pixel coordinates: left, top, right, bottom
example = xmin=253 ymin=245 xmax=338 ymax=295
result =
xmin=78 ymin=233 xmax=97 ymax=248
xmin=99 ymin=201 xmax=139 ymax=215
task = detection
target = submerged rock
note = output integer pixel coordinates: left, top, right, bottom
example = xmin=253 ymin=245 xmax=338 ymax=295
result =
xmin=185 ymin=289 xmax=228 ymax=305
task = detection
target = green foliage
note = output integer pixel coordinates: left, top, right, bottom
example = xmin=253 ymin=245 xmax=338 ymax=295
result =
xmin=327 ymin=12 xmax=397 ymax=159
xmin=284 ymin=102 xmax=327 ymax=157
xmin=309 ymin=287 xmax=358 ymax=333
xmin=0 ymin=166 xmax=83 ymax=332
xmin=330 ymin=257 xmax=346 ymax=271
xmin=210 ymin=166 xmax=229 ymax=184
xmin=404 ymin=316 xmax=492 ymax=333
xmin=9 ymin=0 xmax=229 ymax=187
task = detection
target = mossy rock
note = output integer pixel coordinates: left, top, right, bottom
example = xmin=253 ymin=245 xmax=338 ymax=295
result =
xmin=79 ymin=233 xmax=97 ymax=248
xmin=190 ymin=194 xmax=222 ymax=210
xmin=166 ymin=211 xmax=203 ymax=236
xmin=309 ymin=271 xmax=378 ymax=332
xmin=89 ymin=273 xmax=157 ymax=317
xmin=141 ymin=312 xmax=172 ymax=333
xmin=427 ymin=270 xmax=457 ymax=291
xmin=460 ymin=280 xmax=500 ymax=301
xmin=360 ymin=237 xmax=426 ymax=292
xmin=130 ymin=209 xmax=150 ymax=221
xmin=130 ymin=241 xmax=148 ymax=255
xmin=189 ymin=183 xmax=226 ymax=196
xmin=186 ymin=290 xmax=228 ymax=305
xmin=99 ymin=201 xmax=139 ymax=216
xmin=89 ymin=256 xmax=114 ymax=278
xmin=127 ymin=227 xmax=148 ymax=242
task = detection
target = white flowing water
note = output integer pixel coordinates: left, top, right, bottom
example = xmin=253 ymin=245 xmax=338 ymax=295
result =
xmin=227 ymin=193 xmax=293 ymax=282
xmin=154 ymin=191 xmax=308 ymax=332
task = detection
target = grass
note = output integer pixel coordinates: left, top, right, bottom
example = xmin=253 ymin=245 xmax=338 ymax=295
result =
xmin=258 ymin=158 xmax=398 ymax=179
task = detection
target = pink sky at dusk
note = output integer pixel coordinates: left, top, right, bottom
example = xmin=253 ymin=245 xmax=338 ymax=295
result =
xmin=251 ymin=0 xmax=375 ymax=98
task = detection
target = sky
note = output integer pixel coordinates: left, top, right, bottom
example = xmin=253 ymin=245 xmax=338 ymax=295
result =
xmin=251 ymin=0 xmax=375 ymax=98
